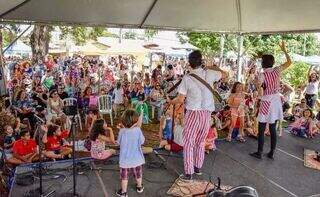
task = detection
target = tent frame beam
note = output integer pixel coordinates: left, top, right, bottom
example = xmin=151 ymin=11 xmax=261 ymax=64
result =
xmin=2 ymin=19 xmax=320 ymax=35
xmin=3 ymin=24 xmax=31 ymax=53
xmin=139 ymin=0 xmax=158 ymax=28
xmin=0 ymin=0 xmax=30 ymax=18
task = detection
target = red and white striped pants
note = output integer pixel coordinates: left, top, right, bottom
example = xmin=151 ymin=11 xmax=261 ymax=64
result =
xmin=183 ymin=110 xmax=211 ymax=175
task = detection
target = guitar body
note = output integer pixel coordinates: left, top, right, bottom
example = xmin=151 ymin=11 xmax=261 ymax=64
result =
xmin=207 ymin=186 xmax=259 ymax=197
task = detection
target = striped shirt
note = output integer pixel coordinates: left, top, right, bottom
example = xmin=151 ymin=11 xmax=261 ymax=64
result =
xmin=261 ymin=67 xmax=281 ymax=96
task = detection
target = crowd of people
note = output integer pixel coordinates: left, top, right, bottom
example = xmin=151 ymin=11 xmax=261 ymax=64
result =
xmin=0 ymin=44 xmax=320 ymax=196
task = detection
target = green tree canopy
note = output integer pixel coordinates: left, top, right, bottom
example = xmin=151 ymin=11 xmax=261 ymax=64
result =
xmin=179 ymin=32 xmax=319 ymax=58
xmin=59 ymin=26 xmax=111 ymax=45
xmin=282 ymin=62 xmax=310 ymax=88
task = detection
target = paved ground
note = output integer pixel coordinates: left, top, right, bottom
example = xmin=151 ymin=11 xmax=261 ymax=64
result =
xmin=11 ymin=132 xmax=320 ymax=197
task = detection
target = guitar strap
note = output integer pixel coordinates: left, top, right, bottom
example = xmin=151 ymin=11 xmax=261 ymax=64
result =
xmin=189 ymin=73 xmax=223 ymax=103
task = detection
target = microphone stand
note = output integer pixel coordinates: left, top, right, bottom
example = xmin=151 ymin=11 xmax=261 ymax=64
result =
xmin=60 ymin=114 xmax=81 ymax=197
xmin=27 ymin=116 xmax=55 ymax=197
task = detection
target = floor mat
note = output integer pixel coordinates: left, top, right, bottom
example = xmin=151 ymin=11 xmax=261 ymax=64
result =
xmin=167 ymin=178 xmax=231 ymax=197
xmin=304 ymin=149 xmax=320 ymax=171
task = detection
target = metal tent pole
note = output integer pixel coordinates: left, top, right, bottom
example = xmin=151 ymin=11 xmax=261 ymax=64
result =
xmin=236 ymin=34 xmax=243 ymax=82
xmin=219 ymin=34 xmax=225 ymax=66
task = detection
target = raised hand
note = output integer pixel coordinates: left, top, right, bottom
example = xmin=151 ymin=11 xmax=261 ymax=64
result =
xmin=279 ymin=41 xmax=287 ymax=52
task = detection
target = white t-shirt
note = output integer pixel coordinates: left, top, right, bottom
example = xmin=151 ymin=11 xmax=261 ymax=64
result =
xmin=306 ymin=81 xmax=319 ymax=95
xmin=178 ymin=68 xmax=222 ymax=111
xmin=113 ymin=88 xmax=124 ymax=104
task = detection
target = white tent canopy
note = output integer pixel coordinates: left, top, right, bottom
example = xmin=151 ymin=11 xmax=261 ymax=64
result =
xmin=1 ymin=0 xmax=320 ymax=33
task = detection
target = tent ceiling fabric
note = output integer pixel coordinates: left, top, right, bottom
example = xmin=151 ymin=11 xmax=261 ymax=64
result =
xmin=1 ymin=0 xmax=320 ymax=33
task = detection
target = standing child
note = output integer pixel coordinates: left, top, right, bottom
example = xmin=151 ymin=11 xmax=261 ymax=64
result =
xmin=113 ymin=82 xmax=124 ymax=117
xmin=90 ymin=119 xmax=116 ymax=160
xmin=227 ymin=82 xmax=246 ymax=142
xmin=117 ymin=109 xmax=145 ymax=197
xmin=116 ymin=110 xmax=145 ymax=197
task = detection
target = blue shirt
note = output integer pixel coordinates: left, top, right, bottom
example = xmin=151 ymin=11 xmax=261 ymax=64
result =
xmin=117 ymin=127 xmax=145 ymax=168
xmin=163 ymin=118 xmax=173 ymax=140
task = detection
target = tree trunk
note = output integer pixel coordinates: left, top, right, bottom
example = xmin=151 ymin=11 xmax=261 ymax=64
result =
xmin=30 ymin=24 xmax=52 ymax=64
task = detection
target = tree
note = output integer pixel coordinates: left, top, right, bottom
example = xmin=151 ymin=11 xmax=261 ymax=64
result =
xmin=30 ymin=24 xmax=53 ymax=64
xmin=0 ymin=24 xmax=21 ymax=47
xmin=59 ymin=26 xmax=111 ymax=45
xmin=181 ymin=32 xmax=319 ymax=58
xmin=123 ymin=31 xmax=137 ymax=40
xmin=144 ymin=29 xmax=158 ymax=41
xmin=282 ymin=62 xmax=310 ymax=88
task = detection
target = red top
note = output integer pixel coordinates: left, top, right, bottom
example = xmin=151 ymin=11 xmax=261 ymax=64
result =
xmin=46 ymin=136 xmax=62 ymax=151
xmin=60 ymin=130 xmax=69 ymax=139
xmin=207 ymin=128 xmax=217 ymax=139
xmin=13 ymin=139 xmax=37 ymax=156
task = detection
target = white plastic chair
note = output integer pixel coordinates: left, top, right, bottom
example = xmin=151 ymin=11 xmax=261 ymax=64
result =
xmin=98 ymin=95 xmax=113 ymax=126
xmin=63 ymin=98 xmax=82 ymax=131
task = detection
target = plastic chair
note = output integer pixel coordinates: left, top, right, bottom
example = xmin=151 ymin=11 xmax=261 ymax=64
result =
xmin=63 ymin=98 xmax=82 ymax=131
xmin=98 ymin=95 xmax=113 ymax=126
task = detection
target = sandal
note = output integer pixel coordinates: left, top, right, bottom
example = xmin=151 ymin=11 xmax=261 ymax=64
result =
xmin=225 ymin=135 xmax=232 ymax=142
xmin=238 ymin=137 xmax=246 ymax=143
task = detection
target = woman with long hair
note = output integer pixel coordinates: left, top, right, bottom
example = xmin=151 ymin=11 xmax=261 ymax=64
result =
xmin=90 ymin=119 xmax=116 ymax=160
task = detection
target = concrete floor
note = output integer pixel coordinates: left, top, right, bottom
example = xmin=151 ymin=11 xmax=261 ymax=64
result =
xmin=10 ymin=132 xmax=320 ymax=197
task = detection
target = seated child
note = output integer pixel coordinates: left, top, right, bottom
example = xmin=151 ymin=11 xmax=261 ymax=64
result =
xmin=116 ymin=109 xmax=145 ymax=196
xmin=4 ymin=125 xmax=18 ymax=150
xmin=244 ymin=115 xmax=258 ymax=138
xmin=113 ymin=82 xmax=124 ymax=117
xmin=159 ymin=110 xmax=183 ymax=153
xmin=12 ymin=130 xmax=38 ymax=164
xmin=205 ymin=116 xmax=218 ymax=154
xmin=218 ymin=106 xmax=231 ymax=131
xmin=90 ymin=119 xmax=116 ymax=160
xmin=45 ymin=124 xmax=72 ymax=159
xmin=85 ymin=109 xmax=99 ymax=132
xmin=3 ymin=125 xmax=19 ymax=164
xmin=159 ymin=105 xmax=174 ymax=142
xmin=289 ymin=109 xmax=314 ymax=138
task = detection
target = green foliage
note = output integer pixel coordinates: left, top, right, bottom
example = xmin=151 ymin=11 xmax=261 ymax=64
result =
xmin=59 ymin=26 xmax=110 ymax=45
xmin=123 ymin=31 xmax=137 ymax=40
xmin=282 ymin=62 xmax=310 ymax=88
xmin=144 ymin=29 xmax=158 ymax=40
xmin=181 ymin=32 xmax=319 ymax=58
xmin=179 ymin=32 xmax=221 ymax=56
xmin=1 ymin=24 xmax=21 ymax=47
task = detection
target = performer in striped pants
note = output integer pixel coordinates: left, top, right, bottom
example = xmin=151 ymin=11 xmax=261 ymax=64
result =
xmin=250 ymin=41 xmax=291 ymax=160
xmin=168 ymin=50 xmax=227 ymax=181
